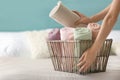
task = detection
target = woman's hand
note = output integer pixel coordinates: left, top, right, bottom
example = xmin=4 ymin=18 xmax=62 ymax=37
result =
xmin=77 ymin=47 xmax=97 ymax=72
xmin=72 ymin=11 xmax=92 ymax=26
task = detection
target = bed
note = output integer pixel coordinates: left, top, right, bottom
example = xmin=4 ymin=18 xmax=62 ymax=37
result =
xmin=0 ymin=29 xmax=120 ymax=80
xmin=0 ymin=56 xmax=120 ymax=80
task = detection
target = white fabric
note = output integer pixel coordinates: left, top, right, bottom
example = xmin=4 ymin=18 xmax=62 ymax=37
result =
xmin=0 ymin=32 xmax=31 ymax=58
xmin=0 ymin=29 xmax=53 ymax=59
xmin=0 ymin=56 xmax=120 ymax=80
xmin=107 ymin=30 xmax=120 ymax=42
xmin=111 ymin=42 xmax=120 ymax=56
xmin=25 ymin=29 xmax=52 ymax=59
xmin=107 ymin=30 xmax=120 ymax=55
xmin=0 ymin=30 xmax=119 ymax=58
xmin=0 ymin=30 xmax=119 ymax=79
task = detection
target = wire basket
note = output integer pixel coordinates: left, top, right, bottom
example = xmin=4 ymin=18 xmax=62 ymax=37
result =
xmin=47 ymin=39 xmax=112 ymax=75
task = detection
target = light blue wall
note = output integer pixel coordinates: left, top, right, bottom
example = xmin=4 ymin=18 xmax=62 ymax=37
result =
xmin=0 ymin=0 xmax=119 ymax=31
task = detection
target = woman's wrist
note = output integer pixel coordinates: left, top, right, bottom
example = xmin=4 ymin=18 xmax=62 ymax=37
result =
xmin=89 ymin=16 xmax=98 ymax=23
xmin=88 ymin=17 xmax=93 ymax=23
xmin=83 ymin=17 xmax=93 ymax=25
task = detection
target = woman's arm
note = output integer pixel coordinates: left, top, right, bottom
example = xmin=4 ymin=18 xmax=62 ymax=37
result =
xmin=92 ymin=0 xmax=120 ymax=52
xmin=73 ymin=4 xmax=111 ymax=25
xmin=90 ymin=4 xmax=111 ymax=22
xmin=77 ymin=0 xmax=120 ymax=72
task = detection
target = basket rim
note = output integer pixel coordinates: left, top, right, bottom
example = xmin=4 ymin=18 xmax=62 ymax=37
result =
xmin=46 ymin=39 xmax=113 ymax=42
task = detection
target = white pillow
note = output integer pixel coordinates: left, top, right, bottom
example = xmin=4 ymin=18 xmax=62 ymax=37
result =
xmin=111 ymin=42 xmax=120 ymax=56
xmin=107 ymin=30 xmax=120 ymax=55
xmin=0 ymin=32 xmax=31 ymax=57
xmin=25 ymin=29 xmax=52 ymax=59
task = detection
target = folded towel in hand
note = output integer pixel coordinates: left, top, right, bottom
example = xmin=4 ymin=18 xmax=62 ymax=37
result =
xmin=60 ymin=27 xmax=74 ymax=40
xmin=47 ymin=28 xmax=61 ymax=40
xmin=87 ymin=23 xmax=100 ymax=40
xmin=49 ymin=1 xmax=87 ymax=28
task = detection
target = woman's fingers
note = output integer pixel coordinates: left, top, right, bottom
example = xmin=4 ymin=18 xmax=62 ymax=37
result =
xmin=77 ymin=59 xmax=86 ymax=67
xmin=79 ymin=63 xmax=88 ymax=72
xmin=77 ymin=51 xmax=90 ymax=72
xmin=77 ymin=55 xmax=89 ymax=72
xmin=79 ymin=53 xmax=85 ymax=62
xmin=77 ymin=52 xmax=86 ymax=67
xmin=73 ymin=10 xmax=91 ymax=25
xmin=72 ymin=11 xmax=82 ymax=25
xmin=75 ymin=19 xmax=81 ymax=26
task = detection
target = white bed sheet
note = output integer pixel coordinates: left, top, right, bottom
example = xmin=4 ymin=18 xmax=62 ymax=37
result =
xmin=0 ymin=56 xmax=120 ymax=80
xmin=107 ymin=30 xmax=120 ymax=42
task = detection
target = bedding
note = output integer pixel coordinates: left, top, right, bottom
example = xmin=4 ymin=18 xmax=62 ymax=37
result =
xmin=107 ymin=30 xmax=120 ymax=42
xmin=0 ymin=30 xmax=119 ymax=80
xmin=0 ymin=29 xmax=119 ymax=58
xmin=107 ymin=30 xmax=120 ymax=55
xmin=0 ymin=56 xmax=120 ymax=80
xmin=111 ymin=42 xmax=120 ymax=56
xmin=0 ymin=29 xmax=53 ymax=59
xmin=25 ymin=29 xmax=52 ymax=59
xmin=0 ymin=32 xmax=31 ymax=58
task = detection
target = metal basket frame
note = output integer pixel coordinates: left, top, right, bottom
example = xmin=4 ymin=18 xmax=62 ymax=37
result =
xmin=47 ymin=39 xmax=112 ymax=75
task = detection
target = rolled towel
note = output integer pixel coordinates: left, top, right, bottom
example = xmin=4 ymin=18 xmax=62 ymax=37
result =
xmin=60 ymin=27 xmax=75 ymax=72
xmin=73 ymin=27 xmax=92 ymax=71
xmin=60 ymin=27 xmax=74 ymax=40
xmin=49 ymin=1 xmax=87 ymax=28
xmin=87 ymin=23 xmax=100 ymax=40
xmin=74 ymin=27 xmax=92 ymax=40
xmin=74 ymin=27 xmax=92 ymax=57
xmin=47 ymin=28 xmax=62 ymax=70
xmin=47 ymin=28 xmax=61 ymax=40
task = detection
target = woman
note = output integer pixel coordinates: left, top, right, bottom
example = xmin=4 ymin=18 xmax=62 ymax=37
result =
xmin=73 ymin=0 xmax=120 ymax=72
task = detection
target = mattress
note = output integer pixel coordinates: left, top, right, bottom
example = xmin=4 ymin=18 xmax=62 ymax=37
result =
xmin=0 ymin=56 xmax=120 ymax=80
xmin=107 ymin=30 xmax=120 ymax=42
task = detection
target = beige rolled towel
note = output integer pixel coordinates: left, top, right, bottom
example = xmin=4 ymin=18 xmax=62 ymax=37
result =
xmin=49 ymin=1 xmax=86 ymax=28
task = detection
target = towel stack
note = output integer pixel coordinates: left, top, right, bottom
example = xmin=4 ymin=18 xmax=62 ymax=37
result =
xmin=47 ymin=23 xmax=100 ymax=41
xmin=48 ymin=1 xmax=101 ymax=72
xmin=47 ymin=23 xmax=100 ymax=72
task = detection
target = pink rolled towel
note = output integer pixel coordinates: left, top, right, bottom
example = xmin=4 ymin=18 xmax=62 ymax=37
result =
xmin=60 ymin=27 xmax=74 ymax=40
xmin=60 ymin=27 xmax=75 ymax=72
xmin=47 ymin=28 xmax=61 ymax=40
xmin=87 ymin=23 xmax=101 ymax=40
xmin=47 ymin=28 xmax=62 ymax=69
